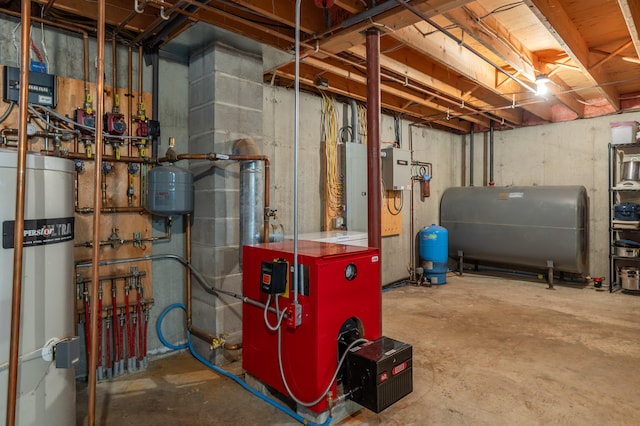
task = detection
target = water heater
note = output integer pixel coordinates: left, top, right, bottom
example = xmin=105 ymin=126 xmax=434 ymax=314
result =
xmin=0 ymin=149 xmax=76 ymax=425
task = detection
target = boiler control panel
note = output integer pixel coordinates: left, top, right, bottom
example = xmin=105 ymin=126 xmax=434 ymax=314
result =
xmin=260 ymin=260 xmax=288 ymax=294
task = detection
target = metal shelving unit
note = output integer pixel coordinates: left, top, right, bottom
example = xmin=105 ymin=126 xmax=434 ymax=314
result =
xmin=609 ymin=142 xmax=640 ymax=292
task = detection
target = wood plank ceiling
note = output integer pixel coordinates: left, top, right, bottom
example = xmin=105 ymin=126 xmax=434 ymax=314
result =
xmin=6 ymin=0 xmax=640 ymax=133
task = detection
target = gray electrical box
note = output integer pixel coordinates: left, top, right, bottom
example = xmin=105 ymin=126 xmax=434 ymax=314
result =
xmin=382 ymin=147 xmax=411 ymax=190
xmin=340 ymin=143 xmax=368 ymax=232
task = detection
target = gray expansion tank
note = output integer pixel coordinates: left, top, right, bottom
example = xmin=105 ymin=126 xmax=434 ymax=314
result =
xmin=440 ymin=186 xmax=588 ymax=274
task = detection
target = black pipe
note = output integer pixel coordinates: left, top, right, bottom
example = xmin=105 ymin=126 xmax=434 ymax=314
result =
xmin=151 ymin=49 xmax=159 ymax=159
xmin=469 ymin=123 xmax=474 ymax=187
xmin=489 ymin=121 xmax=495 ymax=185
xmin=146 ymin=1 xmax=212 ymax=49
xmin=340 ymin=0 xmax=401 ymax=28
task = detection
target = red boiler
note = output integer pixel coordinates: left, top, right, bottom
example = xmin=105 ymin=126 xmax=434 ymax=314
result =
xmin=242 ymin=241 xmax=382 ymax=413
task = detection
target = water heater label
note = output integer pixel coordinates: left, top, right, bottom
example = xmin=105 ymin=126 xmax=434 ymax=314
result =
xmin=2 ymin=217 xmax=75 ymax=248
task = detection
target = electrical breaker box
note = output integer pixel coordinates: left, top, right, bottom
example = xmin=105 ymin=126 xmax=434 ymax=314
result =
xmin=346 ymin=336 xmax=413 ymax=413
xmin=3 ymin=65 xmax=57 ymax=107
xmin=381 ymin=147 xmax=411 ymax=191
xmin=340 ymin=143 xmax=368 ymax=232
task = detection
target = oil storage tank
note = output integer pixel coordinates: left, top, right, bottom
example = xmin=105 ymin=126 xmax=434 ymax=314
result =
xmin=440 ymin=186 xmax=588 ymax=275
xmin=1 ymin=149 xmax=76 ymax=425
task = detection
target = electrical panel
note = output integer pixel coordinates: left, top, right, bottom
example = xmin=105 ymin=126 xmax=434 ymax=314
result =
xmin=340 ymin=143 xmax=368 ymax=231
xmin=381 ymin=147 xmax=411 ymax=190
xmin=3 ymin=65 xmax=57 ymax=107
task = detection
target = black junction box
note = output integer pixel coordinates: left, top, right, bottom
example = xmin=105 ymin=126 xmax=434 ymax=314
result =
xmin=346 ymin=336 xmax=413 ymax=413
xmin=3 ymin=65 xmax=57 ymax=107
xmin=260 ymin=260 xmax=288 ymax=294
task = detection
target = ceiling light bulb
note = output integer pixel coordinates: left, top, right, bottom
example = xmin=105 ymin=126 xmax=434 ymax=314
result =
xmin=535 ymin=74 xmax=550 ymax=96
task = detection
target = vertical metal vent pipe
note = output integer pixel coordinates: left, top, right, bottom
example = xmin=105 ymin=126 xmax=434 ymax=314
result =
xmin=366 ymin=28 xmax=382 ymax=250
xmin=234 ymin=138 xmax=265 ymax=262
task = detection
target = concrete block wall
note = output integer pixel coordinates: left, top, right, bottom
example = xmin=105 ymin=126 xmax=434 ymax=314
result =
xmin=188 ymin=43 xmax=263 ymax=362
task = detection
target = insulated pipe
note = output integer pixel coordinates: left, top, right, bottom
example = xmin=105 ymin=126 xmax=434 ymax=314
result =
xmin=349 ymin=99 xmax=359 ymax=143
xmin=366 ymin=28 xmax=382 ymax=250
xmin=489 ymin=121 xmax=495 ymax=185
xmin=88 ymin=0 xmax=106 ymax=423
xmin=6 ymin=3 xmax=31 ymax=423
xmin=469 ymin=123 xmax=475 ymax=187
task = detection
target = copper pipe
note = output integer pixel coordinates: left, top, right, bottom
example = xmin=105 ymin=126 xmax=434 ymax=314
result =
xmin=6 ymin=3 xmax=31 ymax=424
xmin=138 ymin=46 xmax=144 ymax=95
xmin=0 ymin=7 xmax=95 ymax=32
xmin=76 ymin=206 xmax=146 ymax=214
xmin=88 ymin=0 xmax=106 ymax=424
xmin=131 ymin=1 xmax=188 ymax=45
xmin=186 ymin=214 xmax=192 ymax=329
xmin=189 ymin=325 xmax=214 ymax=344
xmin=223 ymin=341 xmax=242 ymax=350
xmin=84 ymin=33 xmax=89 ymax=93
xmin=128 ymin=46 xmax=133 ymax=157
xmin=160 ymin=153 xmax=272 ymax=242
xmin=40 ymin=149 xmax=156 ymax=164
xmin=43 ymin=0 xmax=58 ymax=16
xmin=112 ymin=36 xmax=118 ymax=111
xmin=189 ymin=325 xmax=242 ymax=350
xmin=0 ymin=9 xmax=91 ymax=92
xmin=366 ymin=28 xmax=382 ymax=250
xmin=114 ymin=9 xmax=139 ymax=36
xmin=76 ymin=271 xmax=147 ymax=284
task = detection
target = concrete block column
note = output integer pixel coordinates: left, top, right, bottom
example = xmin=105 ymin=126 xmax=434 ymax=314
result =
xmin=188 ymin=43 xmax=263 ymax=362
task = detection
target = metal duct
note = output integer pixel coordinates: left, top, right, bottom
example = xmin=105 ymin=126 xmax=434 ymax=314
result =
xmin=233 ymin=138 xmax=264 ymax=261
xmin=440 ymin=186 xmax=589 ymax=275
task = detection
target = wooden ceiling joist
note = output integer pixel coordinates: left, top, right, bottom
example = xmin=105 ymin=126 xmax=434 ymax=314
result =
xmin=444 ymin=5 xmax=536 ymax=80
xmin=347 ymin=45 xmax=522 ymax=126
xmin=273 ymin=69 xmax=471 ymax=132
xmin=319 ymin=0 xmax=472 ymax=55
xmin=618 ymin=0 xmax=640 ymax=61
xmin=524 ymin=0 xmax=620 ymax=110
xmin=391 ymin=25 xmax=554 ymax=122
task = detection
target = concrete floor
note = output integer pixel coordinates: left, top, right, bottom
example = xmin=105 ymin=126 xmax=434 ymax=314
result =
xmin=77 ymin=274 xmax=640 ymax=425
